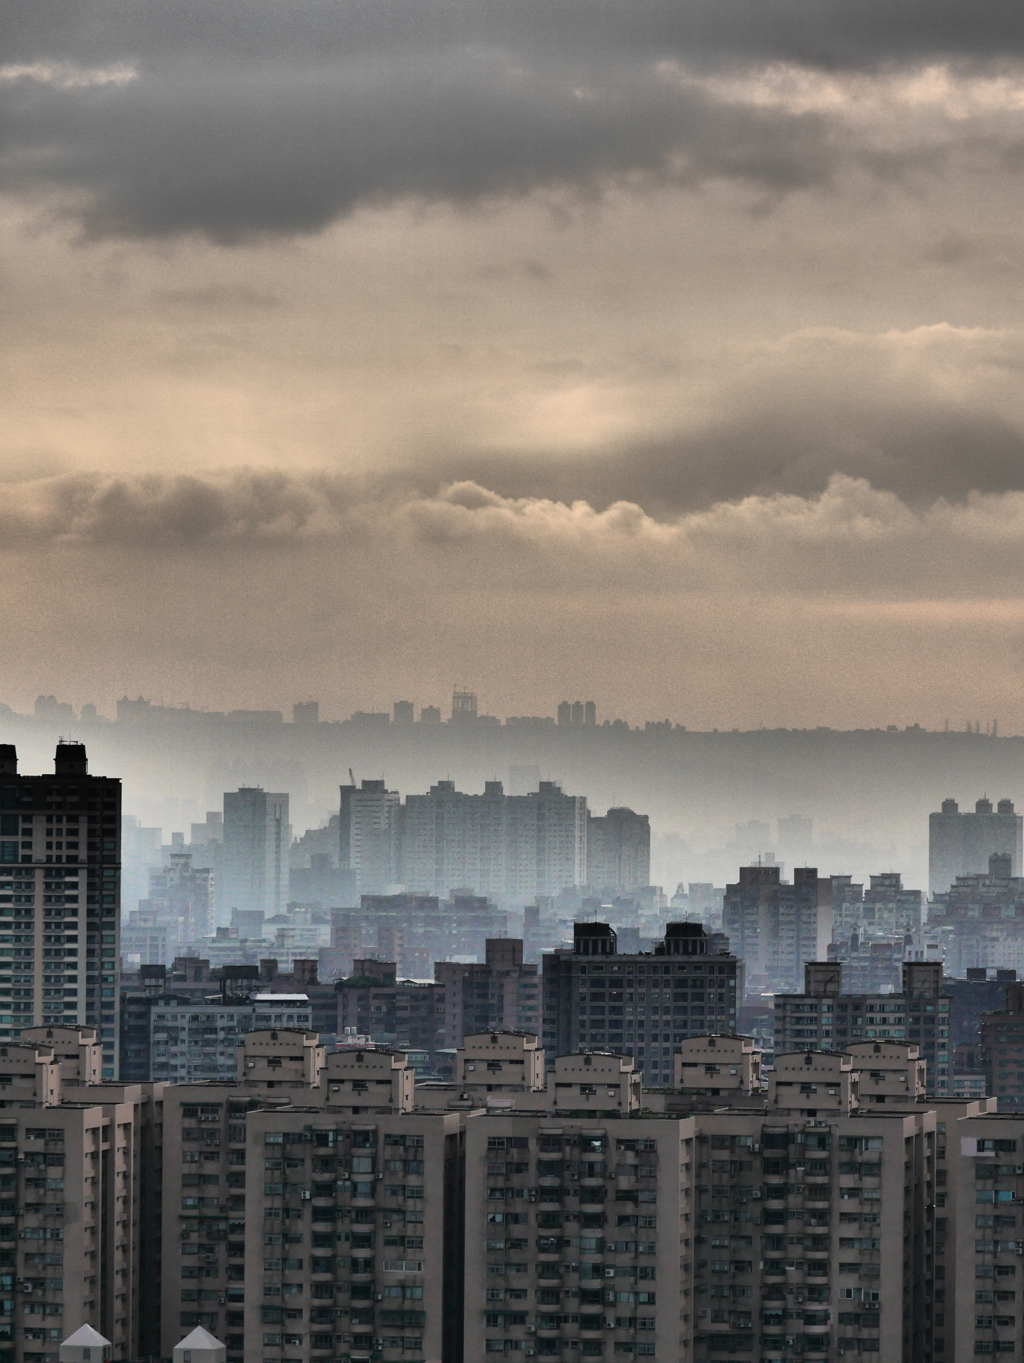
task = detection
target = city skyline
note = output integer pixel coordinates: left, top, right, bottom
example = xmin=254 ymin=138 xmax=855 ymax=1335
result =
xmin=6 ymin=6 xmax=1024 ymax=729
xmin=8 ymin=0 xmax=1024 ymax=1358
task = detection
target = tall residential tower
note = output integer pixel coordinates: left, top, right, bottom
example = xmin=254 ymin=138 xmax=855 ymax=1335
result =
xmin=0 ymin=743 xmax=121 ymax=1077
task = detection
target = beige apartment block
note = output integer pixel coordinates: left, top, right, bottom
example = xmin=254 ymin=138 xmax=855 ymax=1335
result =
xmin=159 ymin=1029 xmax=461 ymax=1363
xmin=943 ymin=1106 xmax=1024 ymax=1363
xmin=673 ymin=1033 xmax=762 ymax=1098
xmin=0 ymin=1025 xmax=162 ymax=1363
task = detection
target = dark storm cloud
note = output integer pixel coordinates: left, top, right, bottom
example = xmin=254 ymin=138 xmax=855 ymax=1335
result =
xmin=4 ymin=0 xmax=1024 ymax=72
xmin=2 ymin=0 xmax=1023 ymax=239
xmin=0 ymin=56 xmax=849 ymax=240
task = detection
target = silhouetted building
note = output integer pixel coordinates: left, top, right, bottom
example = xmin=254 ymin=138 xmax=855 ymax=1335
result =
xmin=289 ymin=851 xmax=357 ymax=909
xmin=586 ymin=806 xmax=651 ymax=894
xmin=557 ymin=699 xmax=596 ymax=727
xmin=946 ymin=966 xmax=1018 ymax=1051
xmin=145 ymin=851 xmax=214 ymax=944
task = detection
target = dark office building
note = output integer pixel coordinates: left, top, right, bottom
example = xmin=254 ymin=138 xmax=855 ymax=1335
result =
xmin=0 ymin=742 xmax=121 ymax=1076
xmin=981 ymin=982 xmax=1024 ymax=1110
xmin=945 ymin=967 xmax=1018 ymax=1050
xmin=541 ymin=921 xmax=740 ymax=1081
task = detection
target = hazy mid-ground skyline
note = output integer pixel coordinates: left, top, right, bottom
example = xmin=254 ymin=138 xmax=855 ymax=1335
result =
xmin=5 ymin=1 xmax=1024 ymax=729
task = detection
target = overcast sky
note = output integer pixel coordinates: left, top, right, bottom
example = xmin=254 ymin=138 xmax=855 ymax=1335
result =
xmin=5 ymin=0 xmax=1024 ymax=727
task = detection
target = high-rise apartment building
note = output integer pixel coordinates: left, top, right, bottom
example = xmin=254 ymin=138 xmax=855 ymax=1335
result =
xmin=0 ymin=743 xmax=121 ymax=1077
xmin=220 ymin=789 xmax=290 ymax=925
xmin=399 ymin=780 xmax=588 ymax=903
xmin=0 ymin=1024 xmax=164 ymax=1362
xmin=541 ymin=923 xmax=739 ymax=1081
xmin=10 ymin=1010 xmax=1024 ymax=1363
xmin=978 ymin=981 xmax=1024 ymax=1110
xmin=929 ymin=797 xmax=1022 ymax=895
xmin=461 ymin=1038 xmax=945 ymax=1363
xmin=926 ymin=854 xmax=1024 ymax=975
xmin=556 ymin=700 xmax=596 ymax=727
xmin=336 ymin=778 xmax=645 ymax=905
xmin=337 ymin=960 xmax=445 ymax=1058
xmin=832 ymin=872 xmax=923 ymax=937
xmin=467 ymin=1107 xmax=688 ymax=1361
xmin=827 ymin=930 xmax=907 ymax=994
xmin=158 ymin=1031 xmax=465 ymax=1363
xmin=774 ymin=960 xmax=952 ymax=1095
xmin=339 ymin=781 xmax=401 ymax=895
xmin=434 ymin=939 xmax=540 ymax=1048
xmin=722 ymin=864 xmax=831 ymax=994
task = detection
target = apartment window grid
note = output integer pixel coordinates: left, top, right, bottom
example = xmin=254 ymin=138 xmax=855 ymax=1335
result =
xmin=483 ymin=1130 xmax=659 ymax=1356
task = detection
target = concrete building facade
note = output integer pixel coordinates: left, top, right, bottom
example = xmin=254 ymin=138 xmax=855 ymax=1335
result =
xmin=541 ymin=923 xmax=740 ymax=1082
xmin=0 ymin=743 xmax=121 ymax=1077
xmin=434 ymin=940 xmax=540 ymax=1050
xmin=0 ymin=1025 xmax=164 ymax=1363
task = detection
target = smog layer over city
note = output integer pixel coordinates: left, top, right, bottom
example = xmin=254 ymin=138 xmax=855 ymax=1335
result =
xmin=5 ymin=1 xmax=1024 ymax=1361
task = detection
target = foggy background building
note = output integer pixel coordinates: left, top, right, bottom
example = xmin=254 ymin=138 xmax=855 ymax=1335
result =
xmin=219 ymin=787 xmax=291 ymax=924
xmin=929 ymin=796 xmax=1022 ymax=894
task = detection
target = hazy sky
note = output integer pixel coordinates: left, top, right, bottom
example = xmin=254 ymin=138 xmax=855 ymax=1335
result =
xmin=5 ymin=1 xmax=1024 ymax=727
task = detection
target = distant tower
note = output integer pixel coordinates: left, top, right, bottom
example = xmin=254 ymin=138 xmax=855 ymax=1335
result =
xmin=584 ymin=700 xmax=596 ymax=727
xmin=451 ymin=689 xmax=478 ymax=723
xmin=393 ymin=700 xmax=415 ymax=725
xmin=929 ymin=797 xmax=1023 ymax=894
xmin=571 ymin=701 xmax=584 ymax=727
xmin=557 ymin=701 xmax=572 ymax=727
xmin=292 ymin=700 xmax=319 ymax=724
xmin=220 ymin=787 xmax=291 ymax=924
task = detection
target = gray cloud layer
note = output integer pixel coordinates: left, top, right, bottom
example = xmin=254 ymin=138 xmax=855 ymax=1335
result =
xmin=4 ymin=0 xmax=1024 ymax=239
xmin=3 ymin=467 xmax=1024 ymax=601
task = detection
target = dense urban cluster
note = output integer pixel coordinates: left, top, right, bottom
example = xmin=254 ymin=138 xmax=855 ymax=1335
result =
xmin=4 ymin=733 xmax=1024 ymax=1363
